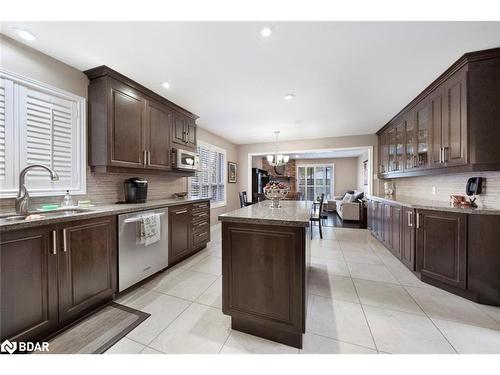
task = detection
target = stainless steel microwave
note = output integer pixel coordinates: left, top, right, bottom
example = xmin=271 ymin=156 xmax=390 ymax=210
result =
xmin=172 ymin=148 xmax=199 ymax=171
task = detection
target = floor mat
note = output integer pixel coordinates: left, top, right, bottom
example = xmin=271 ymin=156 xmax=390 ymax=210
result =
xmin=38 ymin=303 xmax=150 ymax=354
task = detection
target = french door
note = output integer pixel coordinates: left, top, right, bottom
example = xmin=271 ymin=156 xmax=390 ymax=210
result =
xmin=297 ymin=165 xmax=334 ymax=201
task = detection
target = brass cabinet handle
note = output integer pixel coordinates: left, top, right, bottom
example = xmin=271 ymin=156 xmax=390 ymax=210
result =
xmin=175 ymin=209 xmax=188 ymax=215
xmin=63 ymin=229 xmax=68 ymax=252
xmin=143 ymin=150 xmax=147 ymax=166
xmin=416 ymin=213 xmax=421 ymax=229
xmin=52 ymin=230 xmax=57 ymax=255
xmin=147 ymin=151 xmax=151 ymax=166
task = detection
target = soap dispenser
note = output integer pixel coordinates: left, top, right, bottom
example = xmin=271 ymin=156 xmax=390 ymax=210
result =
xmin=62 ymin=190 xmax=74 ymax=207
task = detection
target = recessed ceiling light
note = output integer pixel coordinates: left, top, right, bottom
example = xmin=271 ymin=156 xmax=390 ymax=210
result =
xmin=161 ymin=82 xmax=170 ymax=89
xmin=284 ymin=94 xmax=294 ymax=100
xmin=261 ymin=27 xmax=272 ymax=38
xmin=295 ymin=155 xmax=300 ymax=158
xmin=13 ymin=28 xmax=36 ymax=41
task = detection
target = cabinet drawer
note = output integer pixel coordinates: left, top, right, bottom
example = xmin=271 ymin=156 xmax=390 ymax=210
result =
xmin=192 ymin=201 xmax=210 ymax=211
xmin=192 ymin=229 xmax=209 ymax=247
xmin=193 ymin=221 xmax=209 ymax=234
xmin=192 ymin=210 xmax=210 ymax=222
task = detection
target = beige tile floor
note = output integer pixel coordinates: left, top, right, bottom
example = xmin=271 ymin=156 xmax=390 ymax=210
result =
xmin=106 ymin=224 xmax=500 ymax=354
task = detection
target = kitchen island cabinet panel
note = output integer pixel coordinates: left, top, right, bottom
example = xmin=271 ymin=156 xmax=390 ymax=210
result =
xmin=219 ymin=201 xmax=311 ymax=348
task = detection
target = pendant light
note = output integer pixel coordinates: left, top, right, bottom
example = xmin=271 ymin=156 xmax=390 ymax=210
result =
xmin=266 ymin=131 xmax=289 ymax=167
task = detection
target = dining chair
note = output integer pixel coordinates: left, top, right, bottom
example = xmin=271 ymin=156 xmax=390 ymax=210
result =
xmin=310 ymin=193 xmax=325 ymax=239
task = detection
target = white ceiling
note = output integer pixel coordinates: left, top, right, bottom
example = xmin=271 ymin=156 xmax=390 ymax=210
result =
xmin=2 ymin=22 xmax=499 ymax=144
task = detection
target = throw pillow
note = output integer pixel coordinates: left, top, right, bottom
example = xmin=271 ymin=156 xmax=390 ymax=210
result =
xmin=342 ymin=193 xmax=353 ymax=202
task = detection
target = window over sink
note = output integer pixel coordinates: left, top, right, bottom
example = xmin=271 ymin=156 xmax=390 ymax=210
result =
xmin=0 ymin=70 xmax=86 ymax=198
xmin=189 ymin=141 xmax=226 ymax=208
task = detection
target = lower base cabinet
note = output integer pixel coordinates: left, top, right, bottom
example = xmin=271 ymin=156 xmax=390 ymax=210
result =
xmin=0 ymin=225 xmax=59 ymax=343
xmin=401 ymin=206 xmax=415 ymax=270
xmin=416 ymin=210 xmax=467 ymax=290
xmin=58 ymin=217 xmax=117 ymax=324
xmin=368 ymin=196 xmax=500 ymax=306
xmin=0 ymin=216 xmax=117 ymax=343
xmin=169 ymin=200 xmax=210 ymax=266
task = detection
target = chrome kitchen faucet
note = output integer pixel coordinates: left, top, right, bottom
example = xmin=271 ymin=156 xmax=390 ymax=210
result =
xmin=16 ymin=165 xmax=59 ymax=216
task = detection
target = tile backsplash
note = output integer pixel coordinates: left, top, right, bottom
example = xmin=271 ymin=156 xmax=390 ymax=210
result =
xmin=388 ymin=171 xmax=500 ymax=209
xmin=0 ymin=168 xmax=188 ymax=212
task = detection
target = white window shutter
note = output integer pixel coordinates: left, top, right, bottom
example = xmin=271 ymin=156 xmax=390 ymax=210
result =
xmin=18 ymin=84 xmax=80 ymax=193
xmin=0 ymin=78 xmax=15 ymax=196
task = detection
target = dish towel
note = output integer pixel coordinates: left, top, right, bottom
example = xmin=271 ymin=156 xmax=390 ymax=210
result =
xmin=138 ymin=213 xmax=161 ymax=246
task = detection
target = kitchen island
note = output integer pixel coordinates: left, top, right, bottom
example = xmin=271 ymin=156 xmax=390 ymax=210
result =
xmin=218 ymin=200 xmax=311 ymax=349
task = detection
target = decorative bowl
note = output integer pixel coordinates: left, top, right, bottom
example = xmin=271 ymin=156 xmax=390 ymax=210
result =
xmin=264 ymin=187 xmax=289 ymax=208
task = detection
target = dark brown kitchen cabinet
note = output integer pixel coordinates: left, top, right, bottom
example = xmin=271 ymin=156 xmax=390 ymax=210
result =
xmin=0 ymin=216 xmax=118 ymax=343
xmin=416 ymin=209 xmax=467 ymax=290
xmin=85 ymin=65 xmax=198 ymax=174
xmin=168 ymin=201 xmax=211 ymax=266
xmin=441 ymin=67 xmax=467 ymax=167
xmin=58 ymin=217 xmax=117 ymax=324
xmin=367 ymin=198 xmax=413 ymax=271
xmin=172 ymin=112 xmax=197 ymax=151
xmin=145 ymin=100 xmax=173 ymax=171
xmin=390 ymin=205 xmax=402 ymax=258
xmin=401 ymin=206 xmax=415 ymax=270
xmin=108 ymin=79 xmax=146 ymax=168
xmin=0 ymin=225 xmax=59 ymax=342
xmin=377 ymin=47 xmax=500 ymax=178
xmin=169 ymin=204 xmax=193 ymax=264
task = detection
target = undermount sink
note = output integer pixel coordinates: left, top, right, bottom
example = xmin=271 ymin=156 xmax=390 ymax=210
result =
xmin=0 ymin=207 xmax=94 ymax=224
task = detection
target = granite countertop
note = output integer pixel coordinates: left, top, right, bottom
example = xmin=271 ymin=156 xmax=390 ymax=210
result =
xmin=218 ymin=200 xmax=312 ymax=227
xmin=367 ymin=194 xmax=500 ymax=215
xmin=0 ymin=197 xmax=210 ymax=232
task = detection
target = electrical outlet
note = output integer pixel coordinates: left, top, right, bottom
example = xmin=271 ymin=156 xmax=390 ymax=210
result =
xmin=431 ymin=186 xmax=437 ymax=195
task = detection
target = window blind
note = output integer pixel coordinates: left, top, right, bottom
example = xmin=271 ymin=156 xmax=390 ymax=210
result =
xmin=190 ymin=142 xmax=226 ymax=206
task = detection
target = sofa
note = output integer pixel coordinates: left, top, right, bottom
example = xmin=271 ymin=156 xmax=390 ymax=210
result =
xmin=328 ymin=190 xmax=364 ymax=221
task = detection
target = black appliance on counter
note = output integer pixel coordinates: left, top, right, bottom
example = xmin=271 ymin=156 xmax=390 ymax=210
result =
xmin=124 ymin=177 xmax=148 ymax=203
xmin=251 ymin=168 xmax=270 ymax=202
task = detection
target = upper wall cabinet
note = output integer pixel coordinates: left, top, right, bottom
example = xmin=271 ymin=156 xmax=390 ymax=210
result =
xmin=84 ymin=66 xmax=198 ymax=174
xmin=377 ymin=48 xmax=500 ymax=179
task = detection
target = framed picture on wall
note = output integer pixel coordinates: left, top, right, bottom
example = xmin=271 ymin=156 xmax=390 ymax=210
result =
xmin=363 ymin=160 xmax=368 ymax=186
xmin=228 ymin=161 xmax=237 ymax=183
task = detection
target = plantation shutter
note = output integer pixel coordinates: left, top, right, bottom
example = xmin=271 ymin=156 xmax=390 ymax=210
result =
xmin=0 ymin=78 xmax=15 ymax=194
xmin=18 ymin=85 xmax=80 ymax=192
xmin=189 ymin=142 xmax=226 ymax=205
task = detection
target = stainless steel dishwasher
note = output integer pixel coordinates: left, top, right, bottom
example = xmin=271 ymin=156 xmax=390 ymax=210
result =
xmin=118 ymin=207 xmax=169 ymax=292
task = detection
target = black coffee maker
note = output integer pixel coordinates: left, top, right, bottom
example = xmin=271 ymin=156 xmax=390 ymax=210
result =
xmin=124 ymin=177 xmax=148 ymax=203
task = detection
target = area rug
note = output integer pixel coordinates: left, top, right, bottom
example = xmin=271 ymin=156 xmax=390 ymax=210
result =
xmin=38 ymin=303 xmax=150 ymax=354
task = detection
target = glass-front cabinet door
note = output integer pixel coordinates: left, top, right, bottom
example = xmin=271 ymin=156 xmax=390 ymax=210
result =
xmin=379 ymin=132 xmax=390 ymax=174
xmin=413 ymin=99 xmax=431 ymax=169
xmin=394 ymin=121 xmax=404 ymax=172
xmin=405 ymin=118 xmax=417 ymax=170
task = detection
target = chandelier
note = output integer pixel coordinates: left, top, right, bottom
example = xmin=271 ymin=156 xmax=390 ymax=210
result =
xmin=266 ymin=131 xmax=289 ymax=167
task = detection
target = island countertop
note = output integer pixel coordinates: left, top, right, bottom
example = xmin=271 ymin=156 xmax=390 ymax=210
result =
xmin=218 ymin=200 xmax=312 ymax=227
